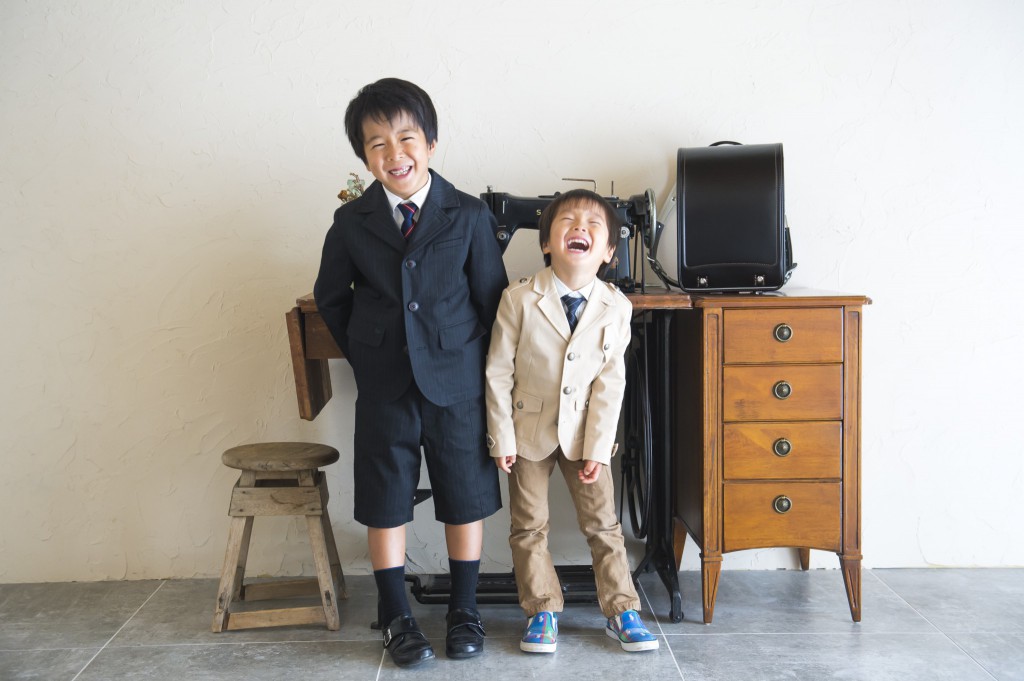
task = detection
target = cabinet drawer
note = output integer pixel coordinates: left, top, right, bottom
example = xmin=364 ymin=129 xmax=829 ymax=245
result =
xmin=723 ymin=364 xmax=842 ymax=421
xmin=723 ymin=482 xmax=841 ymax=552
xmin=724 ymin=421 xmax=842 ymax=480
xmin=723 ymin=308 xmax=843 ymax=364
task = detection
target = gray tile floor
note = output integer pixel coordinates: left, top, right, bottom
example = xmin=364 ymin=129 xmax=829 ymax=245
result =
xmin=1 ymin=568 xmax=1022 ymax=680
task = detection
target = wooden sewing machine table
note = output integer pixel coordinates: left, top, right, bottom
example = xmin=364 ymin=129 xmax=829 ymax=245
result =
xmin=285 ymin=288 xmax=868 ymax=625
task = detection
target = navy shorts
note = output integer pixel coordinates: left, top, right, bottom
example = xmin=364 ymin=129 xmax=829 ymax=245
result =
xmin=352 ymin=383 xmax=502 ymax=528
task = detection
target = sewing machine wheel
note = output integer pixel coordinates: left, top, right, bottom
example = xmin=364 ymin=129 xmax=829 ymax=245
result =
xmin=620 ymin=341 xmax=653 ymax=539
xmin=643 ymin=188 xmax=657 ymax=242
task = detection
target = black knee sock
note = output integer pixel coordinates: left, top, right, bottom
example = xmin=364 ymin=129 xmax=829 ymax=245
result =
xmin=374 ymin=566 xmax=410 ymax=627
xmin=449 ymin=558 xmax=480 ymax=612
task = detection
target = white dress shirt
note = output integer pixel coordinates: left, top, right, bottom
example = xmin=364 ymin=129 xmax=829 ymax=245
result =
xmin=383 ymin=175 xmax=432 ymax=231
xmin=552 ymin=272 xmax=597 ymax=321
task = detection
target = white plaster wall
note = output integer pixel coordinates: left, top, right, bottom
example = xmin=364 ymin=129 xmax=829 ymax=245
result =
xmin=1 ymin=0 xmax=1021 ymax=583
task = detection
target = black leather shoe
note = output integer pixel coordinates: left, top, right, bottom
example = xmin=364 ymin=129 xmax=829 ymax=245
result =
xmin=445 ymin=607 xmax=486 ymax=659
xmin=382 ymin=614 xmax=435 ymax=668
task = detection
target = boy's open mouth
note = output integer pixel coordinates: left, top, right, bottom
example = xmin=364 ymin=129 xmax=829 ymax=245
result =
xmin=389 ymin=166 xmax=412 ymax=177
xmin=567 ymin=237 xmax=591 ymax=253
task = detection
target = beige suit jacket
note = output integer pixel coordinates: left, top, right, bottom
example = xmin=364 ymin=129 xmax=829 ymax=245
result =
xmin=485 ymin=267 xmax=633 ymax=465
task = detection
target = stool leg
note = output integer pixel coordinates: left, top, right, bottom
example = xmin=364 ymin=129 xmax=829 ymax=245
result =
xmin=212 ymin=514 xmax=252 ymax=632
xmin=299 ymin=469 xmax=341 ymax=630
xmin=305 ymin=514 xmax=341 ymax=630
xmin=232 ymin=515 xmax=254 ymax=601
xmin=313 ymin=471 xmax=346 ymax=600
xmin=320 ymin=505 xmax=347 ymax=599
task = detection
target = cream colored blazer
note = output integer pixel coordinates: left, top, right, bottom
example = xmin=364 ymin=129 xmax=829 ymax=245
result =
xmin=485 ymin=267 xmax=633 ymax=465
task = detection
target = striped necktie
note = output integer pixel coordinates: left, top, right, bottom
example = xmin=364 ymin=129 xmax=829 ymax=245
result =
xmin=561 ymin=294 xmax=584 ymax=332
xmin=398 ymin=202 xmax=418 ymax=238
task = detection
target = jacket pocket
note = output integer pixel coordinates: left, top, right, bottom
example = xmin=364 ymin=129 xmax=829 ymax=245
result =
xmin=438 ymin=317 xmax=486 ymax=350
xmin=511 ymin=388 xmax=543 ymax=444
xmin=347 ymin=321 xmax=385 ymax=347
xmin=601 ymin=324 xmax=620 ymax=360
xmin=433 ymin=237 xmax=463 ymax=251
xmin=572 ymin=388 xmax=592 ymax=441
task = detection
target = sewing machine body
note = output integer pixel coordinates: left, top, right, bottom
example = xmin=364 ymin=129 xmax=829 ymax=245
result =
xmin=480 ymin=188 xmax=658 ymax=293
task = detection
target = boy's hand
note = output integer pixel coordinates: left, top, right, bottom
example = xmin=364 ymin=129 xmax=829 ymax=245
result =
xmin=496 ymin=454 xmax=516 ymax=474
xmin=578 ymin=459 xmax=603 ymax=484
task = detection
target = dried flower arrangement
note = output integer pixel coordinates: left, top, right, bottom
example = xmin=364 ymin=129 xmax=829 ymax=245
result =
xmin=337 ymin=172 xmax=366 ymax=204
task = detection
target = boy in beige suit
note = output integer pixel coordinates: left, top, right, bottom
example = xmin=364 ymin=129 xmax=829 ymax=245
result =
xmin=485 ymin=189 xmax=659 ymax=653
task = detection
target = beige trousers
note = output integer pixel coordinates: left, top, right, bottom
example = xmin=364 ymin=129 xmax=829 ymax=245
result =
xmin=507 ymin=449 xmax=641 ymax=618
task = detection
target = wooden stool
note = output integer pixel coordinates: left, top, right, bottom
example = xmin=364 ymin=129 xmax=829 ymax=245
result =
xmin=211 ymin=442 xmax=347 ymax=632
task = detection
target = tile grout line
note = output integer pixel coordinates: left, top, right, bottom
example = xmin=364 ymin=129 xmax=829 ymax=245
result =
xmin=869 ymin=571 xmax=999 ymax=681
xmin=639 ymin=580 xmax=687 ymax=681
xmin=68 ymin=580 xmax=167 ymax=681
xmin=373 ymin=646 xmax=385 ymax=681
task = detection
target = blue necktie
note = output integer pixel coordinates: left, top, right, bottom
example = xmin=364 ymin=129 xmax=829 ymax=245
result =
xmin=398 ymin=201 xmax=418 ymax=238
xmin=561 ymin=294 xmax=584 ymax=332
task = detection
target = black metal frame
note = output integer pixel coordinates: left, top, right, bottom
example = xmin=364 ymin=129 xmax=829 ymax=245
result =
xmin=627 ymin=309 xmax=683 ymax=622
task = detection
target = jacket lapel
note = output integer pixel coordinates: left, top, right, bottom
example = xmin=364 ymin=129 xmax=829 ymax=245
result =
xmin=573 ymin=280 xmax=612 ymax=337
xmin=405 ymin=170 xmax=455 ymax=247
xmin=355 ymin=182 xmax=406 ymax=253
xmin=534 ymin=268 xmax=572 ymax=342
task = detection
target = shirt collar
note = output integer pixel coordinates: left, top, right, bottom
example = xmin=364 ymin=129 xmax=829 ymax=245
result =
xmin=383 ymin=174 xmax=432 ymax=224
xmin=551 ymin=271 xmax=597 ymax=301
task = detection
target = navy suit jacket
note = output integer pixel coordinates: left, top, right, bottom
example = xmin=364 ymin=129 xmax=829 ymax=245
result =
xmin=314 ymin=170 xmax=508 ymax=406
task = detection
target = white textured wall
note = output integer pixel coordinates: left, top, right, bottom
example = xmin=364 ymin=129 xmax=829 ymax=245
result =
xmin=2 ymin=0 xmax=1022 ymax=583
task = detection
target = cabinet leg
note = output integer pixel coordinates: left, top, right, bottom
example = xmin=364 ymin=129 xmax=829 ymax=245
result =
xmin=700 ymin=554 xmax=722 ymax=624
xmin=840 ymin=555 xmax=862 ymax=622
xmin=798 ymin=548 xmax=810 ymax=571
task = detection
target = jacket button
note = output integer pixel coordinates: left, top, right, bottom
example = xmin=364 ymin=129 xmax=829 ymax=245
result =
xmin=585 ymin=399 xmax=590 ymax=407
xmin=603 ymin=343 xmax=611 ymax=350
xmin=567 ymin=352 xmax=576 ymax=361
xmin=408 ymin=302 xmax=419 ymax=311
xmin=516 ymin=400 xmax=523 ymax=409
xmin=402 ymin=345 xmax=409 ymax=355
xmin=405 ymin=259 xmax=416 ymax=269
xmin=563 ymin=386 xmax=572 ymax=395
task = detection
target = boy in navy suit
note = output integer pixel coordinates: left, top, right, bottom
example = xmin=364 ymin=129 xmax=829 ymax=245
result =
xmin=314 ymin=78 xmax=507 ymax=667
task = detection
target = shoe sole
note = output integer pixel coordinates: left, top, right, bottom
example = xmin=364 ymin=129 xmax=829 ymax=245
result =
xmin=520 ymin=641 xmax=557 ymax=653
xmin=605 ymin=627 xmax=660 ymax=652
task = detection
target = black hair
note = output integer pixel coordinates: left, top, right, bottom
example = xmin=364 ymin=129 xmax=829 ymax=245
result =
xmin=343 ymin=78 xmax=438 ymax=163
xmin=538 ymin=189 xmax=621 ymax=271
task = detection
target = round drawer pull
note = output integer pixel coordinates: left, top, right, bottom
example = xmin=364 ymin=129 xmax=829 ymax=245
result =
xmin=773 ymin=323 xmax=793 ymax=342
xmin=773 ymin=495 xmax=793 ymax=514
xmin=773 ymin=438 xmax=792 ymax=457
xmin=772 ymin=381 xmax=792 ymax=400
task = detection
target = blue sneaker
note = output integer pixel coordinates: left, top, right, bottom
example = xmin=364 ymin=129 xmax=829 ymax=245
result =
xmin=520 ymin=611 xmax=558 ymax=653
xmin=606 ymin=610 xmax=659 ymax=652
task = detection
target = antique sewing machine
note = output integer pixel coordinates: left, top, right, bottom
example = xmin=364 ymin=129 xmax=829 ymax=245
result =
xmin=480 ymin=184 xmax=664 ymax=293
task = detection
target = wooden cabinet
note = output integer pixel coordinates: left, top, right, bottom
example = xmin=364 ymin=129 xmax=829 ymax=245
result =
xmin=672 ymin=290 xmax=869 ymax=623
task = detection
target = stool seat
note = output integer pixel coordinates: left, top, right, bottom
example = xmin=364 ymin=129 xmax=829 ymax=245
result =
xmin=222 ymin=442 xmax=339 ymax=472
xmin=212 ymin=441 xmax=345 ymax=633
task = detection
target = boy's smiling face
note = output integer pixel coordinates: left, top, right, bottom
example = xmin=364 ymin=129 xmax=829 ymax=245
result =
xmin=361 ymin=111 xmax=435 ymax=199
xmin=542 ymin=199 xmax=616 ymax=288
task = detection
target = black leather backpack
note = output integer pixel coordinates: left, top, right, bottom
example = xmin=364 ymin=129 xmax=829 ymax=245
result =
xmin=676 ymin=141 xmax=796 ymax=292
